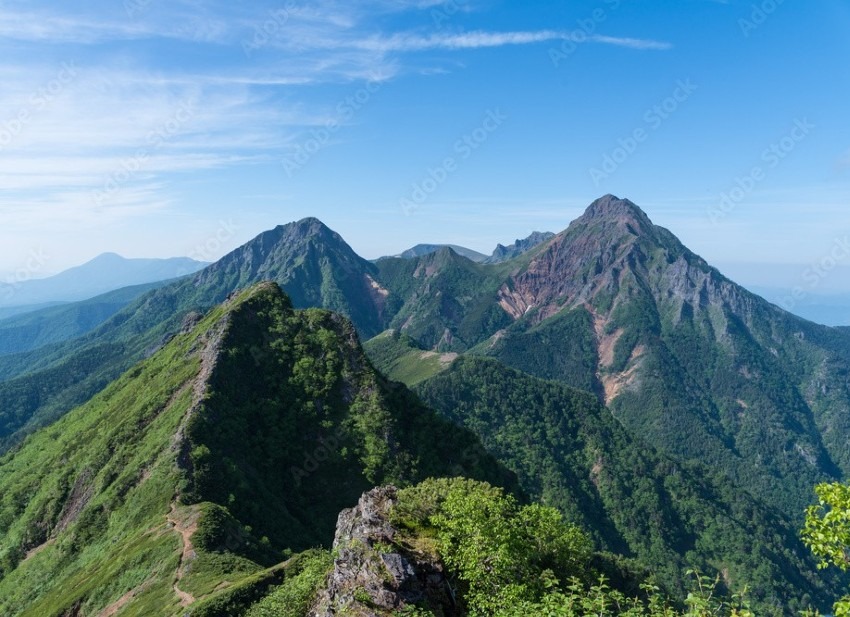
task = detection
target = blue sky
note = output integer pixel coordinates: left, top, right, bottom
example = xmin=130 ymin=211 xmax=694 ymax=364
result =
xmin=0 ymin=0 xmax=849 ymax=292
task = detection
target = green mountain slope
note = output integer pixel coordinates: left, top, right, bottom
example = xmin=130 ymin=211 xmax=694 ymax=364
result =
xmin=374 ymin=247 xmax=517 ymax=351
xmin=463 ymin=195 xmax=848 ymax=520
xmin=414 ymin=357 xmax=840 ymax=613
xmin=0 ymin=283 xmax=513 ymax=616
xmin=0 ymin=218 xmax=389 ymax=452
xmin=469 ymin=305 xmax=602 ymax=396
xmin=362 ymin=329 xmax=457 ymax=386
xmin=0 ymin=280 xmax=170 ymax=356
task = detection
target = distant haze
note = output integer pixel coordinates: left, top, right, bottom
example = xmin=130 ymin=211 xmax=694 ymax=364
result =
xmin=0 ymin=253 xmax=208 ymax=308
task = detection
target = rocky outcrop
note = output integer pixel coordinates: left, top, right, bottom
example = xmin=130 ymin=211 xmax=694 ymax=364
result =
xmin=485 ymin=231 xmax=555 ymax=263
xmin=311 ymin=486 xmax=457 ymax=617
xmin=495 ymin=195 xmax=657 ymax=323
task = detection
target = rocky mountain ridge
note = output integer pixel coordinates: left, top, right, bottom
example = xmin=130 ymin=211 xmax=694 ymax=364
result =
xmin=0 ymin=283 xmax=512 ymax=615
xmin=383 ymin=230 xmax=555 ymax=266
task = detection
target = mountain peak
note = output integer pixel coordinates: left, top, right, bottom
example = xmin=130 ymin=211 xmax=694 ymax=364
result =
xmin=90 ymin=251 xmax=126 ymax=263
xmin=581 ymin=194 xmax=653 ymax=228
xmin=392 ymin=243 xmax=488 ymax=262
xmin=193 ymin=216 xmax=385 ymax=337
xmin=294 ymin=215 xmax=327 ymax=228
xmin=277 ymin=216 xmax=333 ymax=238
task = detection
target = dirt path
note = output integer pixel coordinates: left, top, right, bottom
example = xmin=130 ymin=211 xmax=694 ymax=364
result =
xmin=97 ymin=581 xmax=148 ymax=617
xmin=167 ymin=503 xmax=198 ymax=607
xmin=22 ymin=538 xmax=54 ymax=563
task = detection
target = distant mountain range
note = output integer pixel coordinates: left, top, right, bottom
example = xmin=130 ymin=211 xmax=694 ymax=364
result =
xmin=0 ymin=195 xmax=848 ymax=612
xmin=383 ymin=230 xmax=554 ymax=264
xmin=4 ymin=198 xmax=849 ymax=520
xmin=0 ymin=281 xmax=172 ymax=356
xmin=388 ymin=243 xmax=489 ymax=262
xmin=0 ymin=252 xmax=207 ymax=309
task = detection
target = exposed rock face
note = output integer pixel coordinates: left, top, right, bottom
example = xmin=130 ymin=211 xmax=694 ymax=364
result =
xmin=485 ymin=231 xmax=555 ymax=263
xmin=312 ymin=486 xmax=457 ymax=617
xmin=496 ymin=195 xmax=661 ymax=323
xmin=494 ymin=194 xmax=762 ymax=330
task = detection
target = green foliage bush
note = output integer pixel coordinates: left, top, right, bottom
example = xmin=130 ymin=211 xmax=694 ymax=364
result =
xmin=392 ymin=478 xmax=763 ymax=617
xmin=803 ymin=481 xmax=850 ymax=616
xmin=394 ymin=478 xmax=592 ymax=614
xmin=244 ymin=550 xmax=332 ymax=617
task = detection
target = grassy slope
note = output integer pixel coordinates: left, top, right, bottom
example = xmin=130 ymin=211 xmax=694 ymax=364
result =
xmin=0 ymin=294 xmax=212 ymax=615
xmin=0 ymin=220 xmax=385 ymax=453
xmin=0 ymin=283 xmax=515 ymax=616
xmin=362 ymin=330 xmax=455 ymax=386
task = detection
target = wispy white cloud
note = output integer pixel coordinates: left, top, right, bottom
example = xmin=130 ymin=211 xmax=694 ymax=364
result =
xmin=1 ymin=185 xmax=172 ymax=228
xmin=589 ymin=35 xmax=673 ymax=51
xmin=0 ymin=56 xmax=301 ymax=232
xmin=339 ymin=30 xmax=672 ymax=52
xmin=0 ymin=0 xmax=674 ymax=255
xmin=0 ymin=8 xmax=226 ymax=44
xmin=348 ymin=30 xmax=570 ymax=51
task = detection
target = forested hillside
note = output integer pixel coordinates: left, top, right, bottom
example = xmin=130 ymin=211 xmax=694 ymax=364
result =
xmin=415 ymin=357 xmax=837 ymax=612
xmin=0 ymin=284 xmax=512 ymax=615
xmin=2 ymin=197 xmax=850 ymax=614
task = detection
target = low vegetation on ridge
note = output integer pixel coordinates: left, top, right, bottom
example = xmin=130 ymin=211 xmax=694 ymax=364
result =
xmin=0 ymin=283 xmax=511 ymax=616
